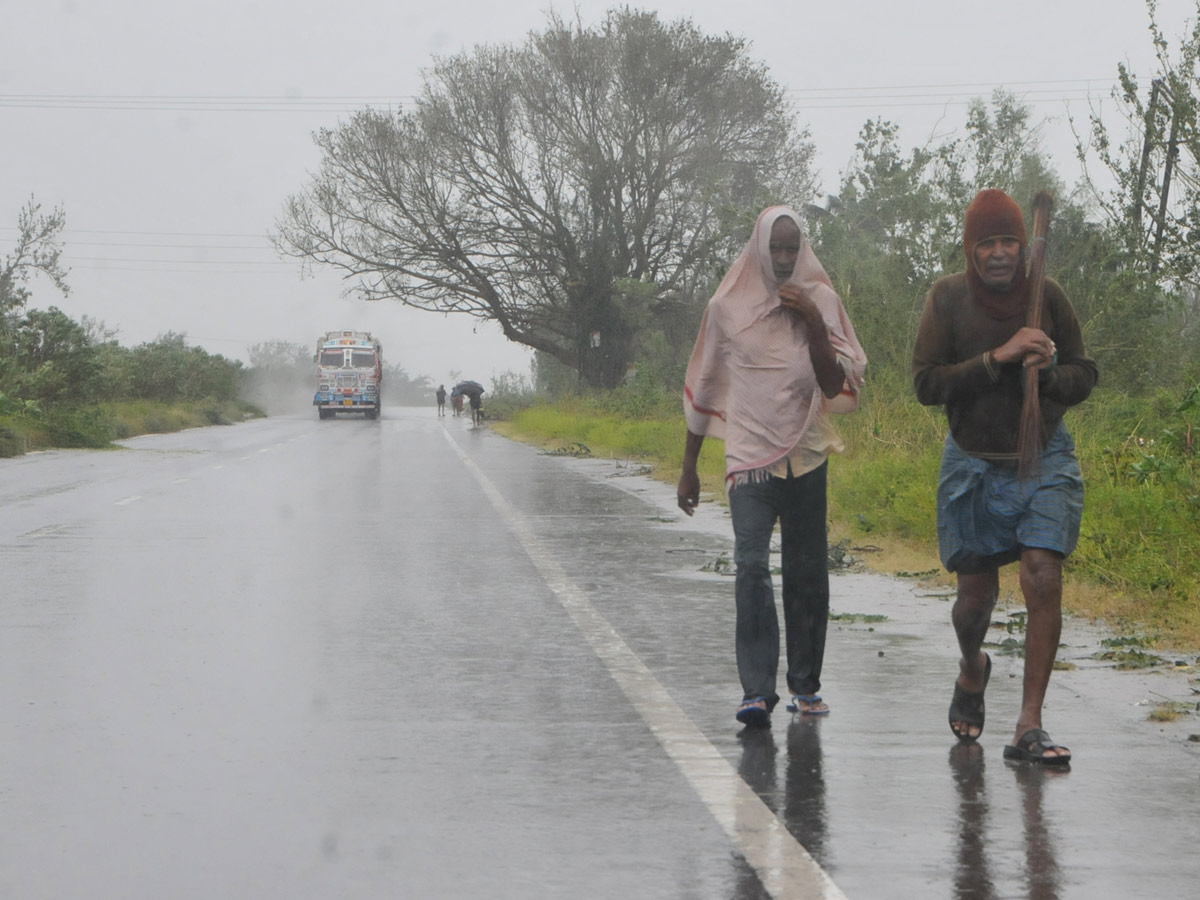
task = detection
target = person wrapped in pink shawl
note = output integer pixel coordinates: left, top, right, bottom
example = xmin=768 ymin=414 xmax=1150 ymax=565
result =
xmin=676 ymin=205 xmax=866 ymax=727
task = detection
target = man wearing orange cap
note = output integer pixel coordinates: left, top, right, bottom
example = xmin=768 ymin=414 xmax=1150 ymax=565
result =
xmin=913 ymin=189 xmax=1097 ymax=765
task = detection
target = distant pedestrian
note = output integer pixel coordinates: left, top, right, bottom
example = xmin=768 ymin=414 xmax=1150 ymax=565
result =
xmin=451 ymin=389 xmax=464 ymax=416
xmin=677 ymin=205 xmax=866 ymax=729
xmin=913 ymin=188 xmax=1097 ymax=765
xmin=436 ymin=384 xmax=447 ymax=416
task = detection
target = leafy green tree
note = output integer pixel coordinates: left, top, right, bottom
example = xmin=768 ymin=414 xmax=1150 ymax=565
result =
xmin=88 ymin=340 xmax=135 ymax=402
xmin=810 ymin=119 xmax=960 ymax=374
xmin=963 ymin=93 xmax=1063 ymax=206
xmin=0 ymin=307 xmax=98 ymax=405
xmin=275 ymin=7 xmax=813 ymax=389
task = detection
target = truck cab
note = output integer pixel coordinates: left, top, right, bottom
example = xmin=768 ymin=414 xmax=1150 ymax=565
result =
xmin=313 ymin=331 xmax=383 ymax=420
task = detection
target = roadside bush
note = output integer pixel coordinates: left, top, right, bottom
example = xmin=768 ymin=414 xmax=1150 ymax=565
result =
xmin=97 ymin=399 xmax=259 ymax=440
xmin=0 ymin=424 xmax=25 ymax=457
xmin=199 ymin=399 xmax=234 ymax=425
xmin=128 ymin=333 xmax=242 ymax=404
xmin=598 ymin=368 xmax=678 ymax=419
xmin=41 ymin=408 xmax=115 ymax=449
xmin=480 ymin=369 xmax=536 ymax=421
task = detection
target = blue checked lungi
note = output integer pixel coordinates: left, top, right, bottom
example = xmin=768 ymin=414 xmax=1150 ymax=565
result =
xmin=937 ymin=422 xmax=1084 ymax=573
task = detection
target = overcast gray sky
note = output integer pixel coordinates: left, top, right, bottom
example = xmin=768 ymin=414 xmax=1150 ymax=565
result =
xmin=1 ymin=0 xmax=1195 ymax=385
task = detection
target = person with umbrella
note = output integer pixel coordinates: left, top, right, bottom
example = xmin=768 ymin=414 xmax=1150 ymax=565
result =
xmin=455 ymin=381 xmax=486 ymax=426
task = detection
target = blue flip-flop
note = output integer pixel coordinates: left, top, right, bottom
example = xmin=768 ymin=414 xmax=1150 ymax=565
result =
xmin=786 ymin=694 xmax=830 ymax=715
xmin=735 ymin=696 xmax=771 ymax=728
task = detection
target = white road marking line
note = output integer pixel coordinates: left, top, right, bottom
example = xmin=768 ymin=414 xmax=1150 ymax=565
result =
xmin=114 ymin=496 xmax=141 ymax=506
xmin=24 ymin=524 xmax=66 ymax=538
xmin=443 ymin=430 xmax=848 ymax=900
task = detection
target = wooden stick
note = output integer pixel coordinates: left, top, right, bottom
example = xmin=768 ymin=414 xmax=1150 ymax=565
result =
xmin=1017 ymin=191 xmax=1054 ymax=481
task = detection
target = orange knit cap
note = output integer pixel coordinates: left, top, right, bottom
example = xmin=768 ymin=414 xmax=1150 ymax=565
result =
xmin=964 ymin=189 xmax=1027 ymax=305
xmin=960 ymin=188 xmax=1027 ymax=248
xmin=964 ymin=188 xmax=1026 ymax=250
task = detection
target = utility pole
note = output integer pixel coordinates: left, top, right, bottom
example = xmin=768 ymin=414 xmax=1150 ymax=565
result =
xmin=1151 ymin=85 xmax=1182 ymax=275
xmin=1133 ymin=78 xmax=1186 ymax=275
xmin=1131 ymin=78 xmax=1162 ymax=237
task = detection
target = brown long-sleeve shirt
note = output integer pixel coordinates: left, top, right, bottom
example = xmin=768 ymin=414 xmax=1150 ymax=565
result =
xmin=912 ymin=273 xmax=1098 ymax=458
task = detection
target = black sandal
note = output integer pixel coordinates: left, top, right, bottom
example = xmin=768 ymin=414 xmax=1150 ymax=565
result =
xmin=1003 ymin=728 xmax=1072 ymax=765
xmin=948 ymin=653 xmax=991 ymax=742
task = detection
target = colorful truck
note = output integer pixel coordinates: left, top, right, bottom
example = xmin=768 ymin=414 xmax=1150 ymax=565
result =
xmin=313 ymin=330 xmax=383 ymax=420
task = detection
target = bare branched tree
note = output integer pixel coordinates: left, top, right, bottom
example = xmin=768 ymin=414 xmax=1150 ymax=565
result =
xmin=275 ymin=8 xmax=813 ymax=388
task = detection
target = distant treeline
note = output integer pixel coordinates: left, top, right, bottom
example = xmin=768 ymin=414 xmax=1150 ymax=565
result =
xmin=0 ymin=310 xmax=448 ymax=456
xmin=0 ymin=307 xmax=253 ymax=454
xmin=0 ymin=310 xmax=240 ymax=409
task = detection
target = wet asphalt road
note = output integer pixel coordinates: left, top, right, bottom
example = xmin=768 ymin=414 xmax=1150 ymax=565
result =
xmin=1 ymin=407 xmax=1197 ymax=899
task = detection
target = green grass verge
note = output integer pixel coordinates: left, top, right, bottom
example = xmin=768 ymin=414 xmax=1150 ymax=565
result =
xmin=0 ymin=398 xmax=265 ymax=457
xmin=498 ymin=378 xmax=1200 ymax=651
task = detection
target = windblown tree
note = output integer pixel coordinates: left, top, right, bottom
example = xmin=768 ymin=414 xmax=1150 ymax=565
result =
xmin=1 ymin=197 xmax=70 ymax=339
xmin=275 ymin=8 xmax=814 ymax=388
xmin=1083 ymin=1 xmax=1200 ymax=283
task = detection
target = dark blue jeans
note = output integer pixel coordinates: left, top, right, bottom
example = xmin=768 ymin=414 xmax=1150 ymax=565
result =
xmin=728 ymin=462 xmax=829 ymax=706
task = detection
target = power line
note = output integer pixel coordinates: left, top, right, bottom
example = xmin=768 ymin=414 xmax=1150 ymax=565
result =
xmin=67 ymin=255 xmax=290 ymax=264
xmin=0 ymin=78 xmax=1116 ymax=101
xmin=785 ymin=77 xmax=1114 ymax=94
xmin=0 ymin=93 xmax=406 ymax=113
xmin=0 ymin=78 xmax=1123 ymax=113
xmin=65 ymin=262 xmax=301 ymax=275
xmin=0 ymin=93 xmax=405 ymax=100
xmin=0 ymin=227 xmax=270 ymax=239
xmin=63 ymin=241 xmax=271 ymax=250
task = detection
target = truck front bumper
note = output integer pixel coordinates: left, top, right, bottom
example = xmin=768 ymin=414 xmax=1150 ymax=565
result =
xmin=313 ymin=392 xmax=376 ymax=408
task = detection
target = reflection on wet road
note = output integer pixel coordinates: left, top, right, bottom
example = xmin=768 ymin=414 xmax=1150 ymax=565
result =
xmin=949 ymin=743 xmax=1067 ymax=900
xmin=1011 ymin=761 xmax=1066 ymax=900
xmin=950 ymin=743 xmax=997 ymax=898
xmin=1 ymin=409 xmax=1197 ymax=899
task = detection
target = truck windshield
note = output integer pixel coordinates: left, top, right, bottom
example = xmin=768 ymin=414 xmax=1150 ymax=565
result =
xmin=351 ymin=351 xmax=377 ymax=368
xmin=320 ymin=350 xmax=344 ymax=367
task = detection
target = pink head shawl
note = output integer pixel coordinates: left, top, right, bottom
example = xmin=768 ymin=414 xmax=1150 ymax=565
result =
xmin=683 ymin=206 xmax=867 ymax=479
